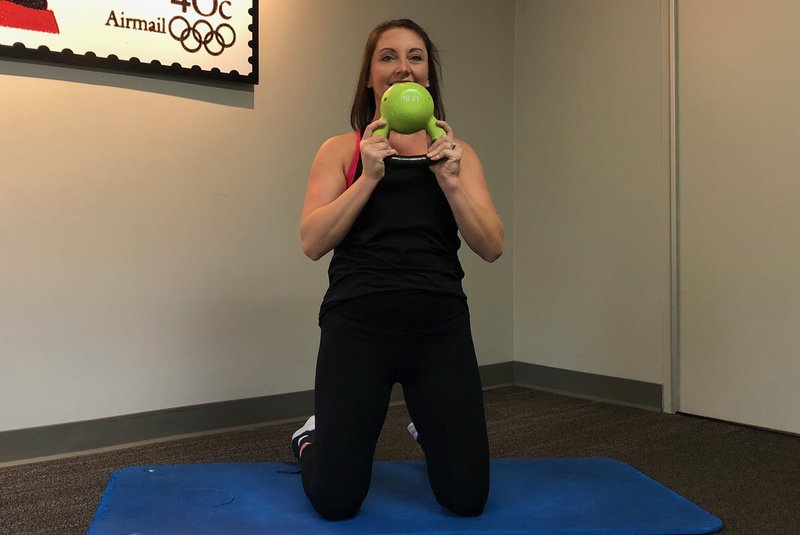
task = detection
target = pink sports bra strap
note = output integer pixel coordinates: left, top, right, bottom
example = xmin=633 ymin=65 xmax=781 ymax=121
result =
xmin=346 ymin=130 xmax=361 ymax=188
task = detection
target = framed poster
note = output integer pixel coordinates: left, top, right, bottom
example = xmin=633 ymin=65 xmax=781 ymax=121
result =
xmin=0 ymin=0 xmax=258 ymax=84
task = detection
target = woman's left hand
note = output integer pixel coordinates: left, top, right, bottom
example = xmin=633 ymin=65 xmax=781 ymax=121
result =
xmin=427 ymin=120 xmax=463 ymax=185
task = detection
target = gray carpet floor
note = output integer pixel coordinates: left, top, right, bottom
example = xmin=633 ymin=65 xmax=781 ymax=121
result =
xmin=1 ymin=386 xmax=799 ymax=534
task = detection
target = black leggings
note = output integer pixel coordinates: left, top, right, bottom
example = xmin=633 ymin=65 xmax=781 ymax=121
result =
xmin=300 ymin=291 xmax=490 ymax=520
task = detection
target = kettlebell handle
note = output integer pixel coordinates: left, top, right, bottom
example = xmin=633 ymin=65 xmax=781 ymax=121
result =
xmin=373 ymin=115 xmax=446 ymax=141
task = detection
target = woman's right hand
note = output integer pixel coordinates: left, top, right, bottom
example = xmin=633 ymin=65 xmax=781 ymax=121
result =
xmin=361 ymin=120 xmax=398 ymax=181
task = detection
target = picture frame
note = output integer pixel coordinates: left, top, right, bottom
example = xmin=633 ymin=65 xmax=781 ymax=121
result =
xmin=0 ymin=0 xmax=258 ymax=84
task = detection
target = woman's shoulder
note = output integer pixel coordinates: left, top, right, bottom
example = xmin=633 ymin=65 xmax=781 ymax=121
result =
xmin=318 ymin=131 xmax=359 ymax=156
xmin=310 ymin=131 xmax=359 ymax=179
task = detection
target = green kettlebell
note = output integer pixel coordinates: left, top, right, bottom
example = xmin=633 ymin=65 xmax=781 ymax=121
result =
xmin=373 ymin=82 xmax=446 ymax=141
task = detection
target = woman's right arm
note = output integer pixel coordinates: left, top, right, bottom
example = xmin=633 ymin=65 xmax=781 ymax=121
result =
xmin=300 ymin=122 xmax=396 ymax=261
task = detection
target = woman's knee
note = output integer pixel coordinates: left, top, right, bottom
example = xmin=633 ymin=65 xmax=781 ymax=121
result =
xmin=311 ymin=491 xmax=365 ymax=520
xmin=307 ymin=464 xmax=370 ymax=521
xmin=436 ymin=483 xmax=489 ymax=517
xmin=428 ymin=457 xmax=490 ymax=517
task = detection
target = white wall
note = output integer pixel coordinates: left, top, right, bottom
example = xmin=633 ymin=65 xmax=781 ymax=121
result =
xmin=0 ymin=0 xmax=515 ymax=432
xmin=513 ymin=0 xmax=672 ymax=384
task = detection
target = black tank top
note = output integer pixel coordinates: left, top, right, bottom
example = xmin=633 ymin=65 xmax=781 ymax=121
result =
xmin=320 ymin=155 xmax=466 ymax=318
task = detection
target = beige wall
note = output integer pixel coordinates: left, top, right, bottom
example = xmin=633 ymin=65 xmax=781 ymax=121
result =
xmin=678 ymin=0 xmax=800 ymax=434
xmin=0 ymin=0 xmax=515 ymax=432
xmin=513 ymin=0 xmax=672 ymax=384
xmin=17 ymin=0 xmax=766 ymax=434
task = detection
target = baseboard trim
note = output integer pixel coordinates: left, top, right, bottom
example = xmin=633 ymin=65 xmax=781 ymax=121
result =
xmin=0 ymin=391 xmax=314 ymax=465
xmin=0 ymin=361 xmax=659 ymax=463
xmin=513 ymin=361 xmax=663 ymax=411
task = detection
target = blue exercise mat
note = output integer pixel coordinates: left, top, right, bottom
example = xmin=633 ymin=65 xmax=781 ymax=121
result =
xmin=88 ymin=458 xmax=722 ymax=534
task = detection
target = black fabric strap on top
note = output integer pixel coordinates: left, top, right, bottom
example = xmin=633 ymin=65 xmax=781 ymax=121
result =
xmin=386 ymin=155 xmax=437 ymax=167
xmin=349 ymin=129 xmax=441 ymax=187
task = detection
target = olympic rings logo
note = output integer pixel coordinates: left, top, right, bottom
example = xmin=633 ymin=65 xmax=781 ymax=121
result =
xmin=169 ymin=16 xmax=236 ymax=56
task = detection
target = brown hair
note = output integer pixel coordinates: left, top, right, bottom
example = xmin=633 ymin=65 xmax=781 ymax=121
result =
xmin=349 ymin=19 xmax=445 ymax=133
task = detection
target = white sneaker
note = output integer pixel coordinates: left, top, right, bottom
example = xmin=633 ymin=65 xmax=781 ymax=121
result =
xmin=291 ymin=415 xmax=315 ymax=459
xmin=407 ymin=422 xmax=419 ymax=442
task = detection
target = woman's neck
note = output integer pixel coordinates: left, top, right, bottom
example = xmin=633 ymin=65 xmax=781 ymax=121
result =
xmin=387 ymin=131 xmax=429 ymax=156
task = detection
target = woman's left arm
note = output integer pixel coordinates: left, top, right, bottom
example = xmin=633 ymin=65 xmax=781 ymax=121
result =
xmin=428 ymin=122 xmax=504 ymax=262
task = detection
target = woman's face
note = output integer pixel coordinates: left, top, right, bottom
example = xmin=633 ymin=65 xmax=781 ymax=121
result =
xmin=368 ymin=27 xmax=430 ymax=110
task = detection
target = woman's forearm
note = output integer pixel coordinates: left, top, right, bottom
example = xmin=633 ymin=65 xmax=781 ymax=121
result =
xmin=441 ymin=182 xmax=504 ymax=262
xmin=300 ymin=175 xmax=380 ymax=260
